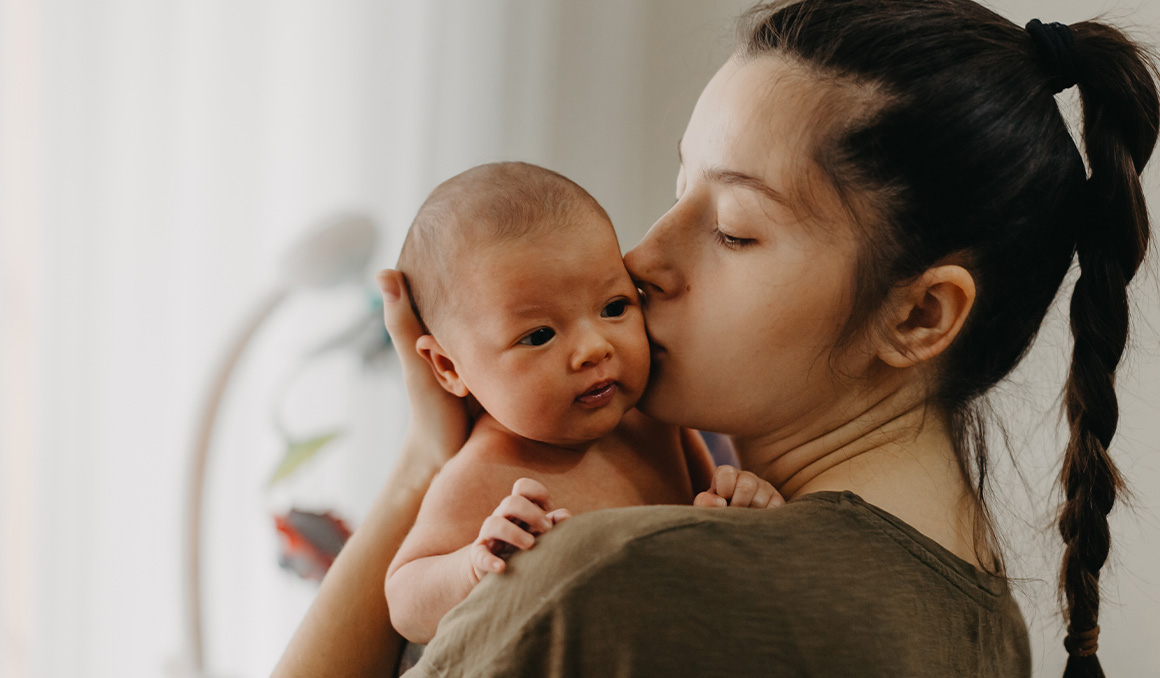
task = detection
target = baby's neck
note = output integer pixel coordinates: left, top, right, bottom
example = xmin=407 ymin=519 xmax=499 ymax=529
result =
xmin=473 ymin=413 xmax=598 ymax=456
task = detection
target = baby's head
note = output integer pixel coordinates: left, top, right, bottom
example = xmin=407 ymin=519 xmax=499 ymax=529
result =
xmin=398 ymin=162 xmax=649 ymax=447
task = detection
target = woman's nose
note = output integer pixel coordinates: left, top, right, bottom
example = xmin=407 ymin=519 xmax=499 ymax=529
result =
xmin=624 ymin=209 xmax=683 ymax=303
xmin=570 ymin=325 xmax=614 ymax=371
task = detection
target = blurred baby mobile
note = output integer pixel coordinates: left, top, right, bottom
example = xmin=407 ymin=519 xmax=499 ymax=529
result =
xmin=181 ymin=213 xmax=391 ymax=676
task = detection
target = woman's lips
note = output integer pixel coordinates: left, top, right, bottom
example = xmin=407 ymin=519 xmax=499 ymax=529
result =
xmin=576 ymin=380 xmax=617 ymax=407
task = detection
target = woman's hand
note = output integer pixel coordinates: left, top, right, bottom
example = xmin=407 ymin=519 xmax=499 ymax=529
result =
xmin=378 ymin=269 xmax=473 ymax=475
xmin=694 ymin=465 xmax=784 ymax=509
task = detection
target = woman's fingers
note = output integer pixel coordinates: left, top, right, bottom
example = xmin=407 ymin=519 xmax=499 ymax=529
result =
xmin=377 ymin=270 xmax=427 ymax=387
xmin=377 ymin=269 xmax=471 ymax=465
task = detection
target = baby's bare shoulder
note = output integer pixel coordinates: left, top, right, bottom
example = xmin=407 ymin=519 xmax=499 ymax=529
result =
xmin=423 ymin=418 xmax=565 ymax=513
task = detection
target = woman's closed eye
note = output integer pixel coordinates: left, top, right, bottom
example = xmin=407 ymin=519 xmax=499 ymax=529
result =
xmin=519 ymin=327 xmax=556 ymax=346
xmin=714 ymin=227 xmax=756 ymax=249
xmin=601 ymin=299 xmax=630 ymax=318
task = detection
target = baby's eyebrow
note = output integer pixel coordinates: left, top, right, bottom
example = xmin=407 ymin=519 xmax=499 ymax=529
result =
xmin=506 ymin=303 xmax=554 ymax=320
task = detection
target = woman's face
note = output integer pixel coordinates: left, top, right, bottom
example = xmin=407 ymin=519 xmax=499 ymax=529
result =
xmin=625 ymin=55 xmax=874 ymax=440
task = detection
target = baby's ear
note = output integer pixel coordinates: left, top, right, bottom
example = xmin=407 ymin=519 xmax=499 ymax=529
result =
xmin=877 ymin=264 xmax=976 ymax=368
xmin=415 ymin=335 xmax=470 ymax=397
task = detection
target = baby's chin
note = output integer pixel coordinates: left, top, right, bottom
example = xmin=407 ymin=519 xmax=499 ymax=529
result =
xmin=513 ymin=401 xmax=637 ymax=449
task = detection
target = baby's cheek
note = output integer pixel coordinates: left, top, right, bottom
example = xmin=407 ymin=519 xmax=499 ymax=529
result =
xmin=624 ymin=327 xmax=653 ymax=396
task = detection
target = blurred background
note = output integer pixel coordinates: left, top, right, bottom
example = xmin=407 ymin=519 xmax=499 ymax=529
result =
xmin=1 ymin=1 xmax=1157 ymax=676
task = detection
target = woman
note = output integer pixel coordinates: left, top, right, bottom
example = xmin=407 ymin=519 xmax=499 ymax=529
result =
xmin=273 ymin=1 xmax=1158 ymax=676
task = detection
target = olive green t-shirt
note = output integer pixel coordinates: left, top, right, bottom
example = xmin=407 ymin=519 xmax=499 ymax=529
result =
xmin=408 ymin=491 xmax=1031 ymax=677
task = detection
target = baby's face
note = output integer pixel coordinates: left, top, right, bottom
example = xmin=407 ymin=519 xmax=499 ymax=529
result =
xmin=442 ymin=215 xmax=649 ymax=447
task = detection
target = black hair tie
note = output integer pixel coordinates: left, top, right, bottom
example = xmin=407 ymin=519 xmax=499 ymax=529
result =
xmin=1064 ymin=624 xmax=1100 ymax=657
xmin=1025 ymin=19 xmax=1081 ymax=93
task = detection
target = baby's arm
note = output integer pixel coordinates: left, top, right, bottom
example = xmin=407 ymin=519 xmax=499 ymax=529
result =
xmin=694 ymin=464 xmax=784 ymax=508
xmin=385 ymin=454 xmax=569 ymax=644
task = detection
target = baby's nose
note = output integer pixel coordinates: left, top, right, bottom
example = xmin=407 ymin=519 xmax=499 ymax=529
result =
xmin=571 ymin=328 xmax=613 ymax=371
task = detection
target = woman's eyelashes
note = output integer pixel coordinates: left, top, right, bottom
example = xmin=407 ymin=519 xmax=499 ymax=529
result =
xmin=713 ymin=227 xmax=756 ymax=249
xmin=518 ymin=327 xmax=556 ymax=347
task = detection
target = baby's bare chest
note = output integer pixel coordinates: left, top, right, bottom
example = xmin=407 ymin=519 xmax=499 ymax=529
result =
xmin=522 ymin=446 xmax=694 ymax=514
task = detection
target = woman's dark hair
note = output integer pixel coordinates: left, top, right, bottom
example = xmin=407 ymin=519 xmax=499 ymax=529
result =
xmin=738 ymin=1 xmax=1159 ymax=675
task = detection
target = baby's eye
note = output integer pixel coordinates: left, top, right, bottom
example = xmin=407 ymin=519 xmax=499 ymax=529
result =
xmin=601 ymin=299 xmax=628 ymax=318
xmin=519 ymin=327 xmax=555 ymax=346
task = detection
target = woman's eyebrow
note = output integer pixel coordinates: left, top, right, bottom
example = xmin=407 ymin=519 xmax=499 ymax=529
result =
xmin=678 ymin=138 xmax=790 ymax=207
xmin=705 ymin=167 xmax=791 ymax=207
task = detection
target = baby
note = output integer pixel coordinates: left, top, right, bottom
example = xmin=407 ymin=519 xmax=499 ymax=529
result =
xmin=385 ymin=162 xmax=777 ymax=644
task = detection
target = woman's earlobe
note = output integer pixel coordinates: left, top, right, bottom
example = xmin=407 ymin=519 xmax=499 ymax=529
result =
xmin=879 ymin=265 xmax=976 ymax=368
xmin=415 ymin=335 xmax=470 ymax=398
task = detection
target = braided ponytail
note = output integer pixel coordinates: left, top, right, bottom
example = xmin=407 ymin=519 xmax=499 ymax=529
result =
xmin=1058 ymin=22 xmax=1158 ymax=678
xmin=738 ymin=2 xmax=1159 ymax=673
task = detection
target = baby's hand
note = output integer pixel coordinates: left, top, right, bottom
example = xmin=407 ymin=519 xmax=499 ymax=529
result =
xmin=470 ymin=478 xmax=571 ymax=582
xmin=694 ymin=465 xmax=784 ymax=509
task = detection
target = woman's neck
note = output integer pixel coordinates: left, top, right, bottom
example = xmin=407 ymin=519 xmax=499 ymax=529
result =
xmin=734 ymin=380 xmax=989 ymax=569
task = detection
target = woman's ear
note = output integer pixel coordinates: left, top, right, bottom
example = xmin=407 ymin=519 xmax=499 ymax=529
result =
xmin=877 ymin=264 xmax=976 ymax=368
xmin=415 ymin=335 xmax=470 ymax=398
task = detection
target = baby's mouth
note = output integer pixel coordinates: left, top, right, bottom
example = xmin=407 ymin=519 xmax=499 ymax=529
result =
xmin=576 ymin=380 xmax=617 ymax=406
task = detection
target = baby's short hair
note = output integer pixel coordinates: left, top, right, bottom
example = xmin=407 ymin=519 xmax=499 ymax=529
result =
xmin=397 ymin=161 xmax=609 ymax=335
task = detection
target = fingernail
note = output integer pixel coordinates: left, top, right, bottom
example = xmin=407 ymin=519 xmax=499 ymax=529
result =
xmin=714 ymin=496 xmax=727 ymax=508
xmin=377 ymin=271 xmax=400 ymax=302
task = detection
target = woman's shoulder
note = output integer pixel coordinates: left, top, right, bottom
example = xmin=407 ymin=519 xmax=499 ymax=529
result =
xmin=555 ymin=491 xmax=1011 ymax=599
xmin=413 ymin=492 xmax=1030 ymax=678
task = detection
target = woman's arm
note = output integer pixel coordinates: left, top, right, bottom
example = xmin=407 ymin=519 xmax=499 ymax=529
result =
xmin=272 ymin=270 xmax=470 ymax=677
xmin=271 ymin=455 xmax=439 ymax=677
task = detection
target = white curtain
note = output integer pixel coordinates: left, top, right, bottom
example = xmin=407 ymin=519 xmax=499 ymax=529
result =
xmin=2 ymin=1 xmax=1158 ymax=677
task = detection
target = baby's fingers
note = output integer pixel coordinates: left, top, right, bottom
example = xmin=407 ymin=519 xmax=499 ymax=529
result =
xmin=546 ymin=508 xmax=572 ymax=525
xmin=730 ymin=472 xmax=760 ymax=507
xmin=710 ymin=465 xmax=739 ymax=500
xmin=749 ymin=480 xmax=785 ymax=509
xmin=478 ymin=515 xmax=537 ymax=553
xmin=694 ymin=491 xmax=728 ymax=508
xmin=471 ymin=542 xmax=506 ymax=577
xmin=495 ymin=494 xmax=547 ymax=531
xmin=509 ymin=478 xmax=553 ymax=511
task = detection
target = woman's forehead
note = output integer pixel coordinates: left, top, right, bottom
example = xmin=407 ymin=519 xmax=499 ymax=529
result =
xmin=685 ymin=57 xmax=824 ymax=183
xmin=684 ymin=54 xmax=865 ymax=233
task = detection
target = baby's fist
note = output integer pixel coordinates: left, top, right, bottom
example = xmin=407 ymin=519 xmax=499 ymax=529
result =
xmin=470 ymin=478 xmax=570 ymax=582
xmin=694 ymin=465 xmax=784 ymax=509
